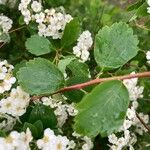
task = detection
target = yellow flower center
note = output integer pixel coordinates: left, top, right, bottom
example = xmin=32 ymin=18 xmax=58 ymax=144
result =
xmin=57 ymin=142 xmax=62 ymax=150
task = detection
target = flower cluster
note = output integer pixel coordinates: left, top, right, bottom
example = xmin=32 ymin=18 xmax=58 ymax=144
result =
xmin=0 ymin=86 xmax=30 ymax=117
xmin=0 ymin=15 xmax=13 ymax=42
xmin=37 ymin=128 xmax=75 ymax=150
xmin=41 ymin=97 xmax=78 ymax=127
xmin=108 ymin=73 xmax=149 ymax=150
xmin=0 ymin=128 xmax=32 ymax=149
xmin=73 ymin=31 xmax=93 ymax=62
xmin=18 ymin=0 xmax=42 ymax=25
xmin=146 ymin=51 xmax=150 ymax=64
xmin=18 ymin=0 xmax=73 ymax=39
xmin=123 ymin=72 xmax=144 ymax=101
xmin=37 ymin=8 xmax=73 ymax=39
xmin=0 ymin=60 xmax=16 ymax=93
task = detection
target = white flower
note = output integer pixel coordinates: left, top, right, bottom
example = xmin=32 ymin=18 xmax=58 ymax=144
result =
xmin=72 ymin=132 xmax=81 ymax=138
xmin=38 ymin=23 xmax=46 ymax=36
xmin=81 ymin=50 xmax=90 ymax=62
xmin=116 ymin=137 xmax=126 ymax=148
xmin=148 ymin=0 xmax=150 ymax=6
xmin=123 ymin=72 xmax=144 ymax=101
xmin=0 ymin=129 xmax=32 ymax=149
xmin=67 ymin=140 xmax=76 ymax=149
xmin=54 ymin=104 xmax=68 ymax=127
xmin=37 ymin=128 xmax=72 ymax=150
xmin=37 ymin=129 xmax=56 ymax=149
xmin=82 ymin=136 xmax=93 ymax=150
xmin=35 ymin=12 xmax=45 ymax=23
xmin=147 ymin=7 xmax=150 ymax=14
xmin=123 ymin=120 xmax=132 ymax=130
xmin=124 ymin=130 xmax=130 ymax=141
xmin=31 ymin=1 xmax=42 ymax=12
xmin=129 ymin=145 xmax=135 ymax=150
xmin=73 ymin=31 xmax=93 ymax=62
xmin=146 ymin=51 xmax=150 ymax=64
xmin=147 ymin=0 xmax=150 ymax=13
xmin=110 ymin=145 xmax=121 ymax=150
xmin=139 ymin=113 xmax=149 ymax=124
xmin=132 ymin=101 xmax=138 ymax=110
xmin=22 ymin=9 xmax=31 ymax=17
xmin=18 ymin=3 xmax=27 ymax=11
xmin=146 ymin=51 xmax=150 ymax=60
xmin=108 ymin=134 xmax=118 ymax=144
xmin=126 ymin=108 xmax=136 ymax=120
xmin=73 ymin=46 xmax=81 ymax=57
xmin=0 ymin=86 xmax=30 ymax=117
xmin=24 ymin=15 xmax=31 ymax=24
xmin=65 ymin=14 xmax=73 ymax=23
xmin=66 ymin=103 xmax=78 ymax=116
xmin=21 ymin=0 xmax=31 ymax=5
xmin=54 ymin=135 xmax=70 ymax=150
xmin=44 ymin=8 xmax=56 ymax=15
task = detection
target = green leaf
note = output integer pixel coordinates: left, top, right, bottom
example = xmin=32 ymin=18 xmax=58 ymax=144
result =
xmin=58 ymin=56 xmax=76 ymax=74
xmin=94 ymin=22 xmax=139 ymax=69
xmin=13 ymin=60 xmax=27 ymax=76
xmin=19 ymin=16 xmax=25 ymax=25
xmin=25 ymin=34 xmax=52 ymax=56
xmin=0 ymin=130 xmax=6 ymax=137
xmin=23 ymin=122 xmax=38 ymax=138
xmin=61 ymin=18 xmax=81 ymax=48
xmin=33 ymin=120 xmax=43 ymax=137
xmin=74 ymin=80 xmax=130 ymax=138
xmin=67 ymin=59 xmax=91 ymax=78
xmin=17 ymin=58 xmax=65 ymax=95
xmin=29 ymin=104 xmax=57 ymax=129
xmin=136 ymin=2 xmax=148 ymax=17
xmin=127 ymin=0 xmax=145 ymax=11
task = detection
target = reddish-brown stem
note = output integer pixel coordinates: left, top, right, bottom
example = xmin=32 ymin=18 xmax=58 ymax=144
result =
xmin=31 ymin=71 xmax=150 ymax=101
xmin=54 ymin=71 xmax=150 ymax=94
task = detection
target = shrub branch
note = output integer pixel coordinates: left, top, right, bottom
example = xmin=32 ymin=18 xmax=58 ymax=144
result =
xmin=55 ymin=71 xmax=150 ymax=94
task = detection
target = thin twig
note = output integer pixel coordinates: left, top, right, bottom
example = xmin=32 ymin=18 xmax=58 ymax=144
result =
xmin=135 ymin=22 xmax=150 ymax=31
xmin=136 ymin=112 xmax=150 ymax=135
xmin=0 ymin=42 xmax=6 ymax=49
xmin=0 ymin=26 xmax=26 ymax=49
xmin=9 ymin=26 xmax=26 ymax=33
xmin=54 ymin=71 xmax=150 ymax=94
